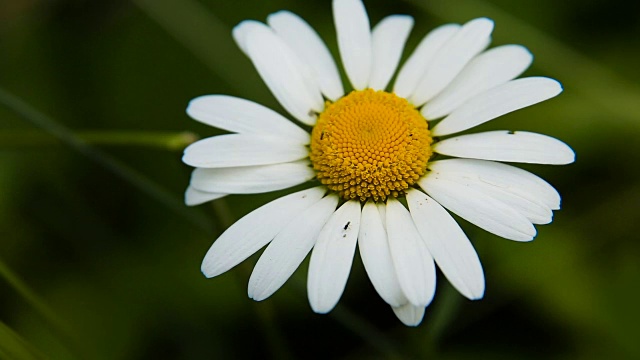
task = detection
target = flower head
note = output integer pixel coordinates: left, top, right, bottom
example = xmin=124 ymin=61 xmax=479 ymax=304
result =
xmin=183 ymin=0 xmax=575 ymax=326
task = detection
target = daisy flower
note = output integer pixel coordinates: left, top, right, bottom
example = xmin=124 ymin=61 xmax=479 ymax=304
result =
xmin=183 ymin=0 xmax=575 ymax=326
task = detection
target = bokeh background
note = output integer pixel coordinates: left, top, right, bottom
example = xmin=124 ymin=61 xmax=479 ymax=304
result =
xmin=1 ymin=0 xmax=639 ymax=359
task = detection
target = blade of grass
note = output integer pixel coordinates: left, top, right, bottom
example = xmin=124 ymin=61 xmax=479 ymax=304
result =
xmin=403 ymin=0 xmax=640 ymax=129
xmin=0 ymin=87 xmax=214 ymax=235
xmin=0 ymin=259 xmax=79 ymax=359
xmin=0 ymin=320 xmax=47 ymax=360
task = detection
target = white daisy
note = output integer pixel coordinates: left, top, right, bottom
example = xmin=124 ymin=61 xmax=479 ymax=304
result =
xmin=184 ymin=0 xmax=575 ymax=326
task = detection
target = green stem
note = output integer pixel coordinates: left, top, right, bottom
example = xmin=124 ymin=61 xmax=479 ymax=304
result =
xmin=0 ymin=86 xmax=214 ymax=235
xmin=0 ymin=131 xmax=197 ymax=150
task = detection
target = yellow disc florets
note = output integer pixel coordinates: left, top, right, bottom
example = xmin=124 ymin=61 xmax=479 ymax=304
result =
xmin=310 ymin=89 xmax=433 ymax=202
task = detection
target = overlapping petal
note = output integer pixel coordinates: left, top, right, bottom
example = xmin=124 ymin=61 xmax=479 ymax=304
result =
xmin=248 ymin=194 xmax=339 ymax=301
xmin=238 ymin=21 xmax=324 ymax=125
xmin=183 ymin=134 xmax=308 ymax=168
xmin=386 ymin=198 xmax=437 ymax=307
xmin=190 ymin=160 xmax=315 ymax=194
xmin=201 ymin=187 xmax=326 ymax=278
xmin=369 ymin=15 xmax=414 ymax=91
xmin=358 ymin=202 xmax=407 ymax=307
xmin=407 ymin=189 xmax=485 ymax=300
xmin=419 ymin=175 xmax=537 ymax=241
xmin=185 ymin=187 xmax=226 ymax=206
xmin=267 ymin=11 xmax=344 ymax=101
xmin=428 ymin=159 xmax=561 ymax=210
xmin=186 ymin=95 xmax=310 ymax=144
xmin=410 ymin=18 xmax=494 ymax=106
xmin=423 ymin=45 xmax=533 ymax=120
xmin=431 ymin=77 xmax=563 ymax=136
xmin=393 ymin=24 xmax=460 ymax=98
xmin=392 ymin=303 xmax=426 ymax=327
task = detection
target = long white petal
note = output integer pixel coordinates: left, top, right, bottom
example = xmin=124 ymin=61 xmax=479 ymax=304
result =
xmin=428 ymin=158 xmax=561 ymax=210
xmin=248 ymin=194 xmax=339 ymax=301
xmin=183 ymin=134 xmax=308 ymax=168
xmin=419 ymin=175 xmax=536 ymax=241
xmin=190 ymin=160 xmax=314 ymax=194
xmin=232 ymin=20 xmax=263 ymax=55
xmin=392 ymin=303 xmax=426 ymax=327
xmin=242 ymin=22 xmax=324 ymax=125
xmin=422 ymin=45 xmax=533 ymax=120
xmin=201 ymin=187 xmax=326 ymax=278
xmin=308 ymin=200 xmax=361 ymax=313
xmin=186 ymin=95 xmax=310 ymax=144
xmin=433 ymin=130 xmax=576 ymax=165
xmin=410 ymin=18 xmax=494 ymax=106
xmin=268 ymin=11 xmax=344 ymax=101
xmin=333 ymin=0 xmax=372 ymax=90
xmin=358 ymin=202 xmax=407 ymax=307
xmin=369 ymin=15 xmax=414 ymax=91
xmin=386 ymin=198 xmax=437 ymax=307
xmin=432 ymin=77 xmax=563 ymax=136
xmin=393 ymin=24 xmax=460 ymax=98
xmin=185 ymin=186 xmax=226 ymax=206
xmin=428 ymin=169 xmax=552 ymax=224
xmin=407 ymin=189 xmax=485 ymax=300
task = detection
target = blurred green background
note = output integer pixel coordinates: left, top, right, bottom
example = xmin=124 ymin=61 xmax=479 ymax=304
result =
xmin=1 ymin=0 xmax=639 ymax=359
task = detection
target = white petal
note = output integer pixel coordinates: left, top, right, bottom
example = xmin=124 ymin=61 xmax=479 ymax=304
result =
xmin=392 ymin=303 xmax=426 ymax=327
xmin=393 ymin=24 xmax=460 ymax=99
xmin=201 ymin=187 xmax=326 ymax=278
xmin=268 ymin=11 xmax=344 ymax=101
xmin=243 ymin=23 xmax=324 ymax=125
xmin=407 ymin=189 xmax=485 ymax=300
xmin=183 ymin=134 xmax=308 ymax=168
xmin=410 ymin=18 xmax=494 ymax=106
xmin=185 ymin=186 xmax=226 ymax=206
xmin=358 ymin=202 xmax=407 ymax=307
xmin=433 ymin=130 xmax=576 ymax=165
xmin=232 ymin=20 xmax=264 ymax=55
xmin=419 ymin=175 xmax=536 ymax=241
xmin=422 ymin=45 xmax=533 ymax=120
xmin=428 ymin=158 xmax=561 ymax=210
xmin=186 ymin=95 xmax=310 ymax=144
xmin=333 ymin=0 xmax=372 ymax=90
xmin=427 ymin=168 xmax=553 ymax=224
xmin=369 ymin=15 xmax=414 ymax=91
xmin=248 ymin=194 xmax=339 ymax=301
xmin=376 ymin=202 xmax=386 ymax=231
xmin=308 ymin=200 xmax=361 ymax=313
xmin=190 ymin=160 xmax=314 ymax=194
xmin=431 ymin=77 xmax=563 ymax=136
xmin=386 ymin=198 xmax=437 ymax=307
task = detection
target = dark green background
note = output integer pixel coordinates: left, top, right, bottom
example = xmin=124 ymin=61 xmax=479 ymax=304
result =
xmin=1 ymin=0 xmax=639 ymax=359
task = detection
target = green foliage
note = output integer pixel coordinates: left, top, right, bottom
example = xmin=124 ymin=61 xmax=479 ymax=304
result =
xmin=1 ymin=0 xmax=639 ymax=358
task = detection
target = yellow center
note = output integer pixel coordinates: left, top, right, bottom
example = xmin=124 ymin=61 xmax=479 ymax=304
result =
xmin=310 ymin=89 xmax=433 ymax=202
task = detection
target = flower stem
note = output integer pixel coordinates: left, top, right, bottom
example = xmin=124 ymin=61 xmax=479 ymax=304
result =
xmin=0 ymin=86 xmax=214 ymax=235
xmin=0 ymin=131 xmax=198 ymax=151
